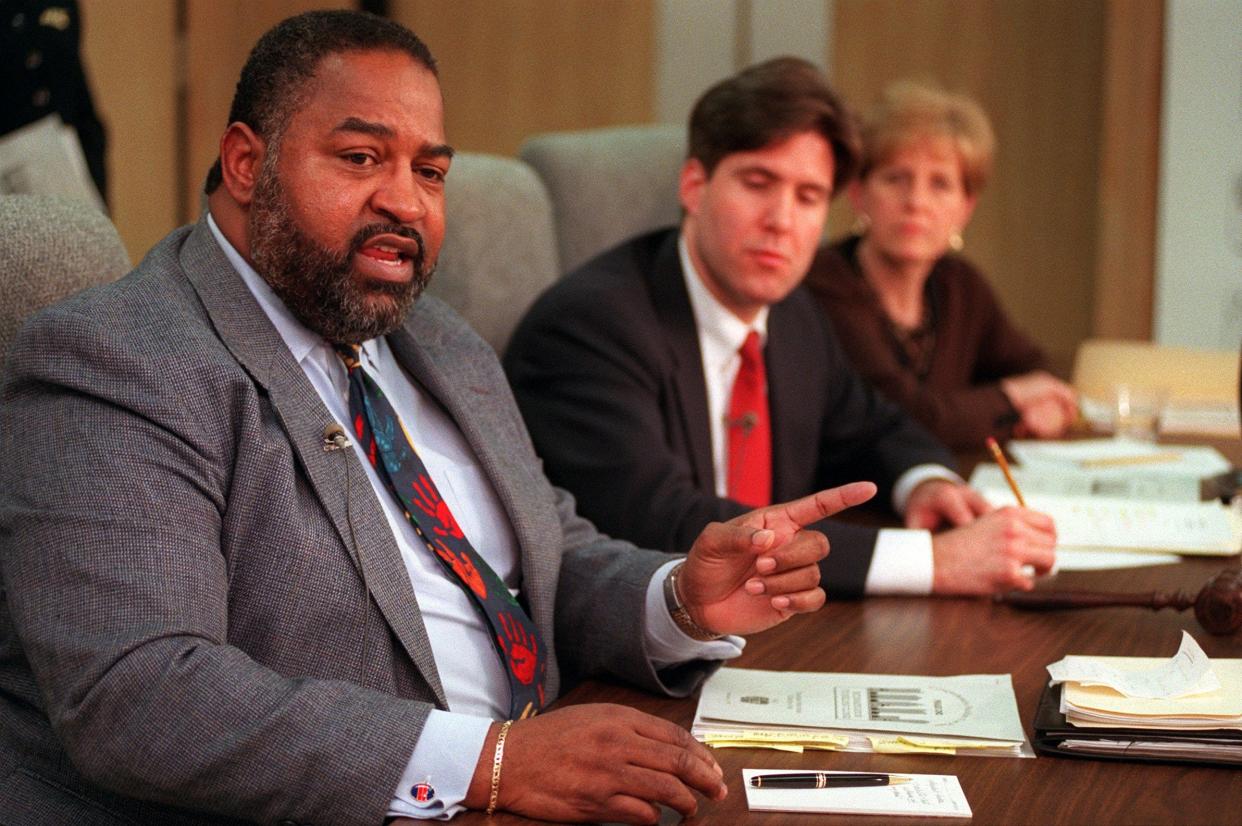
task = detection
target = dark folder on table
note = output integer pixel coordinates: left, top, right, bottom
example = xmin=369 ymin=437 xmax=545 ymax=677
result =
xmin=1033 ymin=683 xmax=1242 ymax=767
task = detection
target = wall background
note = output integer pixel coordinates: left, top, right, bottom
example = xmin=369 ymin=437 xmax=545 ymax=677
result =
xmin=1155 ymin=0 xmax=1242 ymax=351
xmin=74 ymin=0 xmax=1235 ymax=370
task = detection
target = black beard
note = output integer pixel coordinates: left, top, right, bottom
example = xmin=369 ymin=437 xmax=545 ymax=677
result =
xmin=248 ymin=164 xmax=432 ymax=344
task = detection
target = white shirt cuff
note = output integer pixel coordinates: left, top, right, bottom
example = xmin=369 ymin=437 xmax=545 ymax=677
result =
xmin=388 ymin=709 xmax=492 ymax=819
xmin=645 ymin=558 xmax=745 ymax=668
xmin=892 ymin=464 xmax=963 ymax=513
xmin=864 ymin=528 xmax=935 ymax=595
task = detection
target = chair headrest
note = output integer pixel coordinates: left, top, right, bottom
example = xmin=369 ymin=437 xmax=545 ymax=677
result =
xmin=0 ymin=194 xmax=130 ymax=355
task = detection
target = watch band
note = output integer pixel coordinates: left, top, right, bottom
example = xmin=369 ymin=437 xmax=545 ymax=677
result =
xmin=663 ymin=561 xmax=723 ymax=641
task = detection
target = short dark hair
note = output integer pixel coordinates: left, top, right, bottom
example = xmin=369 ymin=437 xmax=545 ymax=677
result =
xmin=687 ymin=56 xmax=860 ymax=192
xmin=204 ymin=10 xmax=437 ymax=194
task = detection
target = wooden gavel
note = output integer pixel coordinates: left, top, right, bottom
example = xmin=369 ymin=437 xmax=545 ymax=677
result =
xmin=997 ymin=568 xmax=1242 ymax=635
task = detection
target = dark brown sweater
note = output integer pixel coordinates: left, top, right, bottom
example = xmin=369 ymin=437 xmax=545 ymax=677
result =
xmin=804 ymin=235 xmax=1046 ymax=450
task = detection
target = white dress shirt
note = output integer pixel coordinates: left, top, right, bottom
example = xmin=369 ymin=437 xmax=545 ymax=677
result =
xmin=677 ymin=235 xmax=956 ymax=595
xmin=209 ymin=216 xmax=741 ymax=819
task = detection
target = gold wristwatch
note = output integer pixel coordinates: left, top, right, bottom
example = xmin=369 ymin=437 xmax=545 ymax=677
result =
xmin=663 ymin=562 xmax=723 ymax=641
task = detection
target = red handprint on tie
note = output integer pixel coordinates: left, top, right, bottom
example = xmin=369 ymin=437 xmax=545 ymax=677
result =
xmin=428 ymin=537 xmax=487 ymax=599
xmin=410 ymin=475 xmax=465 ymax=539
xmin=497 ymin=612 xmax=538 ymax=685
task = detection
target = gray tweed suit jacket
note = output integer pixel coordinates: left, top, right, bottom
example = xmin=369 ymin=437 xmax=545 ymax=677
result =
xmin=0 ymin=219 xmax=703 ymax=825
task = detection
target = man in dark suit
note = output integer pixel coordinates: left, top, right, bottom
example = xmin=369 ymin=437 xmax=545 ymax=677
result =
xmin=506 ymin=58 xmax=1057 ymax=599
xmin=0 ymin=13 xmax=870 ymax=824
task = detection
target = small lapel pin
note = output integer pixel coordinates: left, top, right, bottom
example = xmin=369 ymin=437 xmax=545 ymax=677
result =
xmin=322 ymin=423 xmax=351 ymax=451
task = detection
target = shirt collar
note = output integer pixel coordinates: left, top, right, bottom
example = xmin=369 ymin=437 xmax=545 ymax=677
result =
xmin=678 ymin=232 xmax=769 ymax=359
xmin=206 ymin=213 xmax=377 ymax=366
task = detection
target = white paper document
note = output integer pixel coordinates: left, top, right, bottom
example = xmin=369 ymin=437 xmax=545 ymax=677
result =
xmin=1051 ymin=653 xmax=1242 ymax=730
xmin=969 ymin=462 xmax=1203 ymax=504
xmin=694 ymin=668 xmax=1031 ymax=757
xmin=1080 ymin=397 xmax=1241 ymax=438
xmin=979 ymin=491 xmax=1241 ymax=555
xmin=743 ymin=769 xmax=972 ymax=818
xmin=1047 ymin=631 xmax=1220 ymax=699
xmin=1006 ymin=439 xmax=1230 ymax=479
xmin=1052 ymin=549 xmax=1182 ymax=571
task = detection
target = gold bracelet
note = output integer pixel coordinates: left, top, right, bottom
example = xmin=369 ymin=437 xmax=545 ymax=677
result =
xmin=486 ymin=719 xmax=513 ymax=816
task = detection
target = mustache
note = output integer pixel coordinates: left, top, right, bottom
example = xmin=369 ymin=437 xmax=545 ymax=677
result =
xmin=349 ymin=223 xmax=426 ymax=270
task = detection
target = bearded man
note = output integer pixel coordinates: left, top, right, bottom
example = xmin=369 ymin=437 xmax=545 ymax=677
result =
xmin=0 ymin=10 xmax=872 ymax=825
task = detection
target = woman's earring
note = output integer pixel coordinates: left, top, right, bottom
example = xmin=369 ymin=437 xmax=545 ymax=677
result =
xmin=852 ymin=212 xmax=871 ymax=235
xmin=948 ymin=230 xmax=964 ymax=252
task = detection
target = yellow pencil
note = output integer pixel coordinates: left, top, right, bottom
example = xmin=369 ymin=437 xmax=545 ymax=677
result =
xmin=985 ymin=437 xmax=1027 ymax=507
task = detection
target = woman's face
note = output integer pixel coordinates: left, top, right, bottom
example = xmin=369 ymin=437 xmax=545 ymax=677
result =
xmin=849 ymin=137 xmax=977 ymax=270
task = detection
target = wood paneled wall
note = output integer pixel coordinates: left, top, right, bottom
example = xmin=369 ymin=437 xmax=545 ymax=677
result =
xmin=80 ymin=0 xmax=351 ymax=258
xmin=79 ymin=0 xmax=179 ymax=264
xmin=81 ymin=0 xmax=653 ymax=257
xmin=79 ymin=0 xmax=1159 ymax=355
xmin=829 ymin=0 xmax=1109 ymax=369
xmin=1092 ymin=0 xmax=1162 ymax=341
xmin=183 ymin=0 xmax=348 ymax=219
xmin=391 ymin=0 xmax=655 ymax=155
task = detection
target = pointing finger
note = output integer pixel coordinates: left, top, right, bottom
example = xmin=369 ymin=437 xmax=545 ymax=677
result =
xmin=765 ymin=481 xmax=876 ymax=529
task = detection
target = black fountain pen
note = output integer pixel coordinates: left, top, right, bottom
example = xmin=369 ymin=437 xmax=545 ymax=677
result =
xmin=750 ymin=772 xmax=913 ymax=789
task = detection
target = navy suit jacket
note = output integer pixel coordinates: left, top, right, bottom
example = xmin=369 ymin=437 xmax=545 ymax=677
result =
xmin=505 ymin=228 xmax=956 ymax=598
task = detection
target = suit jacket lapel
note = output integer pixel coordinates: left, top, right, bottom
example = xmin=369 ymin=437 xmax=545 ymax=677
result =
xmin=178 ymin=219 xmax=447 ymax=708
xmin=761 ymin=299 xmax=801 ymax=503
xmin=646 ymin=232 xmax=714 ymax=491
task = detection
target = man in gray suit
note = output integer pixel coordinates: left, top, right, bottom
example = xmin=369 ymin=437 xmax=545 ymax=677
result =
xmin=0 ymin=11 xmax=874 ymax=825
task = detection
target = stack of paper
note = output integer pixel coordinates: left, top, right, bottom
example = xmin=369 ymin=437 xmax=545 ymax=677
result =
xmin=1050 ymin=632 xmax=1242 ymax=729
xmin=693 ymin=668 xmax=1033 ymax=758
xmin=1006 ymin=439 xmax=1230 ymax=480
xmin=978 ymin=491 xmax=1241 ymax=556
xmin=968 ymin=462 xmax=1203 ymax=504
xmin=1034 ymin=632 xmax=1242 ymax=765
xmin=1159 ymin=402 xmax=1242 ymax=438
xmin=1079 ymin=397 xmax=1241 ymax=438
xmin=743 ymin=770 xmax=972 ymax=818
xmin=970 ymin=440 xmax=1241 ymax=566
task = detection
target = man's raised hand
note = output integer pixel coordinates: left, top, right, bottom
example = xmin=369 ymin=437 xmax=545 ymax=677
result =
xmin=678 ymin=481 xmax=877 ymax=635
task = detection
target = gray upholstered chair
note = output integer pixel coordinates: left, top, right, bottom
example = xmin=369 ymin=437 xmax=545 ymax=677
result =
xmin=519 ymin=124 xmax=686 ymax=274
xmin=0 ymin=194 xmax=130 ymax=358
xmin=428 ymin=152 xmax=560 ymax=353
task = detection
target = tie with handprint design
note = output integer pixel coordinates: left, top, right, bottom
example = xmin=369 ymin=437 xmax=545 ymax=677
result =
xmin=335 ymin=344 xmax=547 ymax=719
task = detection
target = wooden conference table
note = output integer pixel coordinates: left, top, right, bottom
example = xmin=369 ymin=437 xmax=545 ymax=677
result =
xmin=449 ymin=437 xmax=1242 ymax=826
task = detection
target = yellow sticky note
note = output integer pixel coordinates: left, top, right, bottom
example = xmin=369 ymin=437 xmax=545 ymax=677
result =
xmin=868 ymin=736 xmax=956 ymax=755
xmin=708 ymin=730 xmax=847 ymax=746
xmin=899 ymin=737 xmax=1015 ymax=751
xmin=706 ymin=741 xmax=804 ymax=753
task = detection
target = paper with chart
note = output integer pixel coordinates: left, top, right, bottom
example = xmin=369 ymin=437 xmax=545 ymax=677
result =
xmin=693 ymin=668 xmax=1031 ymax=757
xmin=743 ymin=769 xmax=972 ymax=817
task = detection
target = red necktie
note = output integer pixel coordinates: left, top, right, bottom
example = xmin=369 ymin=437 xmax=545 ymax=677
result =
xmin=726 ymin=330 xmax=771 ymax=508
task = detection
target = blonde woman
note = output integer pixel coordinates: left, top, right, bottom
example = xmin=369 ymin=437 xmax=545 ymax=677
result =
xmin=805 ymin=81 xmax=1076 ymax=450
